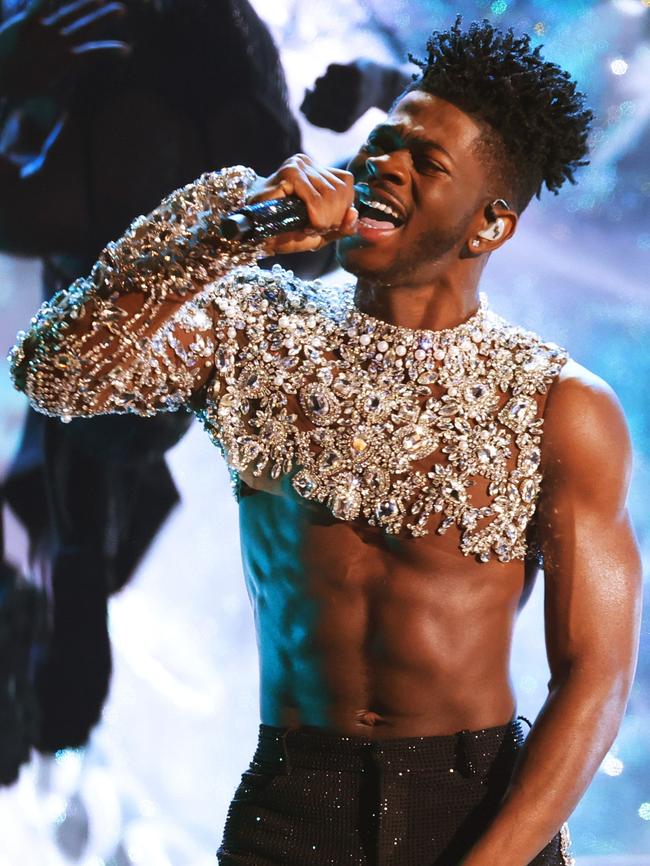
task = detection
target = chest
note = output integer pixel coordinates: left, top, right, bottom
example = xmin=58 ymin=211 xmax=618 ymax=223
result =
xmin=195 ymin=286 xmax=565 ymax=563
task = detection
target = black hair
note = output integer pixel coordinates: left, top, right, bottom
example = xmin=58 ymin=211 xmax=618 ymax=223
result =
xmin=405 ymin=15 xmax=594 ymax=213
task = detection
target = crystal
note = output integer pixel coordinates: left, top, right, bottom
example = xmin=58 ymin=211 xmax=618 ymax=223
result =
xmin=521 ymin=478 xmax=537 ymax=502
xmin=520 ymin=447 xmax=541 ymax=475
xmin=478 ymin=444 xmax=498 ymax=463
xmin=439 ymin=400 xmax=460 ymax=416
xmin=292 ymin=470 xmax=316 ymax=496
xmin=466 ymin=382 xmax=488 ymax=401
xmin=376 ymin=499 xmax=399 ymax=519
xmin=318 ymin=367 xmax=334 ymax=385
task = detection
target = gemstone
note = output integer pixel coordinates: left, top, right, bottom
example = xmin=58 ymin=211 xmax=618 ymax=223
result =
xmin=352 ymin=437 xmax=367 ymax=452
xmin=299 ymin=383 xmax=338 ymax=425
xmin=238 ymin=365 xmax=265 ymax=396
xmin=376 ymin=499 xmax=399 ymax=520
xmin=439 ymin=400 xmax=460 ymax=416
xmin=465 ymin=382 xmax=488 ymax=401
xmin=521 ymin=478 xmax=537 ymax=502
xmin=363 ymin=467 xmax=390 ymax=494
xmin=330 ymin=479 xmax=361 ymax=520
xmin=218 ymin=392 xmax=239 ymax=416
xmin=399 ymin=425 xmax=438 ymax=460
xmin=478 ymin=444 xmax=498 ymax=463
xmin=292 ymin=471 xmax=316 ymax=496
xmin=318 ymin=367 xmax=334 ymax=385
xmin=442 ymin=479 xmax=465 ymax=502
xmin=519 ymin=447 xmax=541 ymax=475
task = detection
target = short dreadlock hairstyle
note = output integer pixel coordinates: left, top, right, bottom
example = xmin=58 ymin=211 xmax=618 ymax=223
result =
xmin=404 ymin=16 xmax=593 ymax=213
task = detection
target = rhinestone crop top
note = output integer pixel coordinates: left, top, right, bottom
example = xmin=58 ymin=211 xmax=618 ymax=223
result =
xmin=8 ymin=165 xmax=569 ymax=563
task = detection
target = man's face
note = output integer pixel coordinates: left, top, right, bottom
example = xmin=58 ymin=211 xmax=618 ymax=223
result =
xmin=336 ymin=91 xmax=491 ymax=286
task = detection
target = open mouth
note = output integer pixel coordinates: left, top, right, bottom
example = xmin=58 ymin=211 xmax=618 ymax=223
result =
xmin=356 ymin=194 xmax=406 ymax=232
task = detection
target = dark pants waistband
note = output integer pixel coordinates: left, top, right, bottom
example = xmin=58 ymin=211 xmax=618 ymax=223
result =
xmin=251 ymin=717 xmax=528 ymax=780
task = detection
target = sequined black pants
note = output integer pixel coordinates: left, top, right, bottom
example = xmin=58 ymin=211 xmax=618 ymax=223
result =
xmin=217 ymin=719 xmax=572 ymax=865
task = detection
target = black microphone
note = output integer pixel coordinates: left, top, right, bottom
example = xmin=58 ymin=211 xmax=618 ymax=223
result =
xmin=219 ymin=196 xmax=309 ymax=241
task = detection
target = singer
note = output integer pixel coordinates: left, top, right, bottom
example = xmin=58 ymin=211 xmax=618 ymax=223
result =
xmin=9 ymin=17 xmax=641 ymax=866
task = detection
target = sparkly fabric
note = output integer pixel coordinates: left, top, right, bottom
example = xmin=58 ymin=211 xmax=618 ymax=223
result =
xmin=217 ymin=720 xmax=574 ymax=865
xmin=195 ymin=270 xmax=568 ymax=561
xmin=8 ymin=165 xmax=569 ymax=563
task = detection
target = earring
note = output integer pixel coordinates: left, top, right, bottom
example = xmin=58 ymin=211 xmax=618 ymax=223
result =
xmin=471 ymin=239 xmax=480 ymax=248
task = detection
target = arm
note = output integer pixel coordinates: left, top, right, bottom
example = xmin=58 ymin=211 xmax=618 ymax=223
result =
xmin=8 ymin=154 xmax=358 ymax=421
xmin=460 ymin=359 xmax=643 ymax=866
xmin=8 ymin=164 xmax=264 ymax=419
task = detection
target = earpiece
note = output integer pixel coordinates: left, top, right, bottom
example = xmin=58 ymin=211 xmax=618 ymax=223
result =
xmin=477 ymin=217 xmax=506 ymax=241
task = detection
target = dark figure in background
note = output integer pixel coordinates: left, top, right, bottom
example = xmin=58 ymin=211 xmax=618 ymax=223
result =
xmin=0 ymin=0 xmax=301 ymax=774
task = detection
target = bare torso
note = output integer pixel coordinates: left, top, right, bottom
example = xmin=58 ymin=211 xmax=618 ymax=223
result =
xmin=238 ymin=470 xmax=540 ymax=739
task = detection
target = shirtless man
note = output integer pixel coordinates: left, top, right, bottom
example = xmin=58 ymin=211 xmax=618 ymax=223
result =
xmin=9 ymin=17 xmax=642 ymax=866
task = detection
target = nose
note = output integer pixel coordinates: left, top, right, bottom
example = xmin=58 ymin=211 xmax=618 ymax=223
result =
xmin=365 ymin=152 xmax=408 ymax=186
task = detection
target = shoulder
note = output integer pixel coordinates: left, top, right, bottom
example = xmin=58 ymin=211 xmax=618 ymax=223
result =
xmin=541 ymin=358 xmax=632 ymax=501
xmin=545 ymin=358 xmax=627 ymax=438
xmin=211 ymin=262 xmax=352 ymax=324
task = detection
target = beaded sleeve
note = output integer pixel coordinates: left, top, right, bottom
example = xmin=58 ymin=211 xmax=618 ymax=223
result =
xmin=7 ymin=165 xmax=262 ymax=422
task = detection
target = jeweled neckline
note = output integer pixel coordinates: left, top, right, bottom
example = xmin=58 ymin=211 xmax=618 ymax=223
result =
xmin=344 ymin=286 xmax=490 ymax=342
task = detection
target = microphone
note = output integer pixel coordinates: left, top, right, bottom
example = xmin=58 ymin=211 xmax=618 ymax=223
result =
xmin=219 ymin=196 xmax=308 ymax=241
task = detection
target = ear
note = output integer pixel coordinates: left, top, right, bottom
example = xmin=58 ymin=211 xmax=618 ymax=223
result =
xmin=469 ymin=202 xmax=518 ymax=254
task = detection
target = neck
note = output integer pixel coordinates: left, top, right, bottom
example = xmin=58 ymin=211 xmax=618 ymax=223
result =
xmin=353 ymin=262 xmax=486 ymax=332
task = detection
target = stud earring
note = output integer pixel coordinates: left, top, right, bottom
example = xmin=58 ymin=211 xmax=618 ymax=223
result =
xmin=471 ymin=239 xmax=480 ymax=248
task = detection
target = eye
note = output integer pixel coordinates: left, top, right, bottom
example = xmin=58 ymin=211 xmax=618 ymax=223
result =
xmin=415 ymin=156 xmax=445 ymax=175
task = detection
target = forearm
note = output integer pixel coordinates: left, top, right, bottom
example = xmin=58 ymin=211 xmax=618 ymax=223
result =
xmin=8 ymin=164 xmax=263 ymax=419
xmin=460 ymin=670 xmax=630 ymax=866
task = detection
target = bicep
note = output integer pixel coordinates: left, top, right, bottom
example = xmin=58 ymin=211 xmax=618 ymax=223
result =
xmin=537 ymin=363 xmax=642 ymax=686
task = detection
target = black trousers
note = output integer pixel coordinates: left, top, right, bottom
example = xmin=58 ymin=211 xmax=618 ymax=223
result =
xmin=217 ymin=718 xmax=574 ymax=866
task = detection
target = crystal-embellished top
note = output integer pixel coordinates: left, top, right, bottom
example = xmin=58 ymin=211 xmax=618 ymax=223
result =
xmin=8 ymin=165 xmax=569 ymax=563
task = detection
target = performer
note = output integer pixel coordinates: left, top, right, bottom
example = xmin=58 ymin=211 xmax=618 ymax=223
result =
xmin=9 ymin=17 xmax=642 ymax=866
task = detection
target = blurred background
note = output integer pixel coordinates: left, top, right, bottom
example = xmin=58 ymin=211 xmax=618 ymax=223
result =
xmin=0 ymin=0 xmax=648 ymax=864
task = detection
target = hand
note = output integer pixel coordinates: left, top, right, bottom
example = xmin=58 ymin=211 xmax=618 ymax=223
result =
xmin=300 ymin=61 xmax=367 ymax=133
xmin=245 ymin=153 xmax=358 ymax=256
xmin=0 ymin=0 xmax=131 ymax=101
xmin=300 ymin=59 xmax=405 ymax=133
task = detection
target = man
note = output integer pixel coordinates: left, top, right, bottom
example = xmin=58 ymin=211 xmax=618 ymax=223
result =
xmin=9 ymin=16 xmax=642 ymax=866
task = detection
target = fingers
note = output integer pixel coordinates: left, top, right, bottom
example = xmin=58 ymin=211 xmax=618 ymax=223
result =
xmin=70 ymin=38 xmax=131 ymax=56
xmin=280 ymin=154 xmax=354 ymax=232
xmin=266 ymin=205 xmax=358 ymax=256
xmin=248 ymin=154 xmax=356 ymax=256
xmin=59 ymin=2 xmax=126 ymax=38
xmin=41 ymin=0 xmax=116 ymax=27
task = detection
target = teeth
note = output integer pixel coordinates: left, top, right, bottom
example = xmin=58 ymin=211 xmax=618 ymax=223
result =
xmin=360 ymin=197 xmax=402 ymax=223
